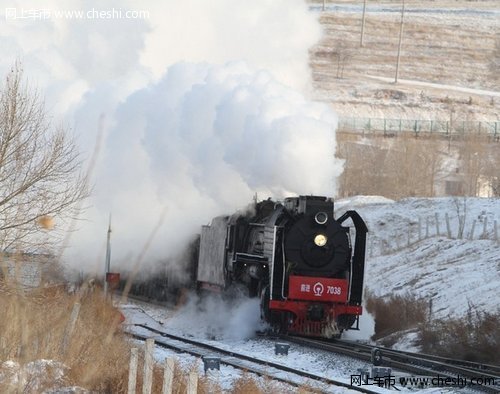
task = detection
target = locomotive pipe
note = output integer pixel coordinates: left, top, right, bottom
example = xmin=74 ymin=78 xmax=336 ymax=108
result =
xmin=337 ymin=210 xmax=368 ymax=305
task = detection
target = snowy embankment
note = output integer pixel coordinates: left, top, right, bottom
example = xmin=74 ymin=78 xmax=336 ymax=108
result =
xmin=337 ymin=196 xmax=500 ymax=320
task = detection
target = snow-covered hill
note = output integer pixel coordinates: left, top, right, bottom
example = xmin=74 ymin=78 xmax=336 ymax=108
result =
xmin=337 ymin=196 xmax=500 ymax=320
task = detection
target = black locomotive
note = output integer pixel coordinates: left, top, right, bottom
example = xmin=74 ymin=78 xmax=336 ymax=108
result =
xmin=195 ymin=195 xmax=367 ymax=338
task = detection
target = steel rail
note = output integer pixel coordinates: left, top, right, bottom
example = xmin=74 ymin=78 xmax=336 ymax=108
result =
xmin=126 ymin=324 xmax=378 ymax=394
xmin=282 ymin=335 xmax=500 ymax=394
xmin=336 ymin=340 xmax=500 ymax=376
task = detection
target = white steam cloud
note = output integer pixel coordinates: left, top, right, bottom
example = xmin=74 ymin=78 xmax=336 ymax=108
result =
xmin=166 ymin=293 xmax=264 ymax=341
xmin=75 ymin=61 xmax=341 ymax=269
xmin=343 ymin=305 xmax=375 ymax=342
xmin=0 ymin=1 xmax=344 ymax=272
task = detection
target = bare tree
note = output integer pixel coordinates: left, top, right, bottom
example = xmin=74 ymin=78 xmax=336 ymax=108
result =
xmin=333 ymin=40 xmax=354 ymax=79
xmin=0 ymin=65 xmax=88 ymax=251
xmin=337 ymin=132 xmax=445 ymax=199
xmin=492 ymin=178 xmax=500 ymax=197
xmin=452 ymin=196 xmax=467 ymax=239
xmin=457 ymin=132 xmax=490 ymax=197
xmin=480 ymin=135 xmax=500 ymax=197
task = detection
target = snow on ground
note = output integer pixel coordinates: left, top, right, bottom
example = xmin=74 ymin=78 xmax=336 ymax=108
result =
xmin=122 ymin=304 xmax=467 ymax=393
xmin=121 ymin=305 xmax=374 ymax=393
xmin=143 ymin=338 xmax=366 ymax=394
xmin=366 ymin=237 xmax=498 ymax=318
xmin=364 ymin=75 xmax=500 ymax=98
xmin=310 ymin=3 xmax=500 ymax=16
xmin=0 ymin=359 xmax=87 ymax=393
xmin=310 ymin=2 xmax=499 ymax=121
xmin=337 ymin=196 xmax=499 ymax=342
xmin=117 ymin=196 xmax=498 ymax=393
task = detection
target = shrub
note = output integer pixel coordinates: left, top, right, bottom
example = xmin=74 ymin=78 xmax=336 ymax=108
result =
xmin=365 ymin=292 xmax=428 ymax=340
xmin=419 ymin=306 xmax=500 ymax=364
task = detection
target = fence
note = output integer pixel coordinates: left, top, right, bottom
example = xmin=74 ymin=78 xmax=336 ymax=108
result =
xmin=368 ymin=213 xmax=499 ymax=257
xmin=128 ymin=338 xmax=198 ymax=394
xmin=339 ymin=117 xmax=500 ymax=139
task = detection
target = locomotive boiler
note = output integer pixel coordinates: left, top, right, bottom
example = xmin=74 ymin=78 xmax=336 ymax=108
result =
xmin=195 ymin=195 xmax=367 ymax=338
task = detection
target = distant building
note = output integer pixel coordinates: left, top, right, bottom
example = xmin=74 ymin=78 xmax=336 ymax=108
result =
xmin=0 ymin=252 xmax=57 ymax=290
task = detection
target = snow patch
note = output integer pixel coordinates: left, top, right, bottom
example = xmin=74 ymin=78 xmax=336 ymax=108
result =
xmin=0 ymin=359 xmax=74 ymax=393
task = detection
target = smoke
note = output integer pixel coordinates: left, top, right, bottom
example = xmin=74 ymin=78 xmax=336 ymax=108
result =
xmin=0 ymin=0 xmax=344 ymax=273
xmin=1 ymin=0 xmax=320 ymax=118
xmin=166 ymin=292 xmax=264 ymax=341
xmin=141 ymin=0 xmax=321 ymax=94
xmin=343 ymin=305 xmax=375 ymax=342
xmin=70 ymin=61 xmax=341 ymax=272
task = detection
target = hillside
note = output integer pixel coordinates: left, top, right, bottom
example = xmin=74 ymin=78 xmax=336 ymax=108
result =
xmin=336 ymin=196 xmax=500 ymax=350
xmin=309 ymin=0 xmax=499 ymax=121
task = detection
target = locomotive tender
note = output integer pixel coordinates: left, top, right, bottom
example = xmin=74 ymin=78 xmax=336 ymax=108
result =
xmin=195 ymin=195 xmax=367 ymax=338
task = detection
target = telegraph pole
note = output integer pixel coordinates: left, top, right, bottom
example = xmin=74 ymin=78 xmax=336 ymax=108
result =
xmin=360 ymin=0 xmax=367 ymax=47
xmin=395 ymin=0 xmax=406 ymax=83
xmin=104 ymin=215 xmax=112 ymax=297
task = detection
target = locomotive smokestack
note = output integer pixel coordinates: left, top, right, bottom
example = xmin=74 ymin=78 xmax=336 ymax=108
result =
xmin=315 ymin=211 xmax=328 ymax=225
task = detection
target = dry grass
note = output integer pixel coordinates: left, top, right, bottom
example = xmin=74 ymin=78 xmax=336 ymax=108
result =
xmin=231 ymin=372 xmax=263 ymax=393
xmin=365 ymin=292 xmax=428 ymax=341
xmin=315 ymin=5 xmax=496 ymax=87
xmin=419 ymin=307 xmax=500 ymax=364
xmin=365 ymin=293 xmax=500 ymax=365
xmin=0 ymin=276 xmax=301 ymax=393
xmin=0 ymin=278 xmax=220 ymax=393
xmin=308 ymin=1 xmax=499 ymax=121
xmin=336 ymin=130 xmax=499 ymax=199
xmin=229 ymin=373 xmax=311 ymax=394
xmin=0 ymin=278 xmax=208 ymax=393
xmin=0 ymin=279 xmax=133 ymax=392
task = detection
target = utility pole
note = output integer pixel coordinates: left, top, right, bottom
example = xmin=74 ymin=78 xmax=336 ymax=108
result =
xmin=395 ymin=0 xmax=406 ymax=83
xmin=323 ymin=0 xmax=326 ymax=11
xmin=360 ymin=0 xmax=367 ymax=47
xmin=104 ymin=215 xmax=112 ymax=297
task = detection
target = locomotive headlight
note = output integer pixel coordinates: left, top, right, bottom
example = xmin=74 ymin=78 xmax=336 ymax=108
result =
xmin=314 ymin=234 xmax=327 ymax=247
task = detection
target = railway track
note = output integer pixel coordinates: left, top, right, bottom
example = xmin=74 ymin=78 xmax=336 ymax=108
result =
xmin=125 ymin=324 xmax=379 ymax=394
xmin=120 ymin=299 xmax=499 ymax=392
xmin=283 ymin=335 xmax=500 ymax=393
xmin=337 ymin=339 xmax=500 ymax=376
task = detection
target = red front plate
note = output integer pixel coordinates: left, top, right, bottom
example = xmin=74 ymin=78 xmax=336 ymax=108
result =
xmin=288 ymin=275 xmax=348 ymax=302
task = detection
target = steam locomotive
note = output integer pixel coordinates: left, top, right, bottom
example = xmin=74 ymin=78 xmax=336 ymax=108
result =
xmin=195 ymin=195 xmax=367 ymax=338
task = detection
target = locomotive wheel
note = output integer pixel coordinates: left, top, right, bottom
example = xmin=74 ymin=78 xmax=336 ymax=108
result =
xmin=260 ymin=285 xmax=289 ymax=335
xmin=269 ymin=312 xmax=288 ymax=336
